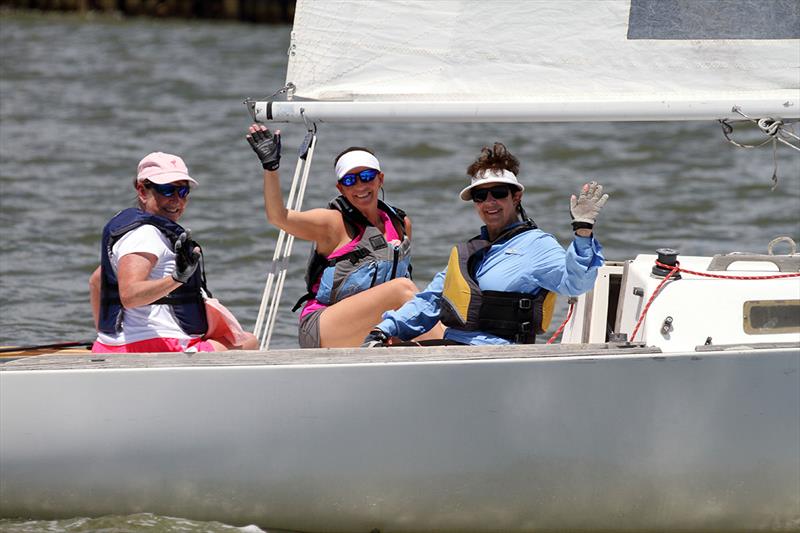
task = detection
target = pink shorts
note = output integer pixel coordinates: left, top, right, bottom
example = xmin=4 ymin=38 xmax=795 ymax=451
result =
xmin=91 ymin=337 xmax=216 ymax=353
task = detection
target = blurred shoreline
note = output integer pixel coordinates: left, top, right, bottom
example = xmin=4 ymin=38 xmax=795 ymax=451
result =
xmin=0 ymin=0 xmax=294 ymax=23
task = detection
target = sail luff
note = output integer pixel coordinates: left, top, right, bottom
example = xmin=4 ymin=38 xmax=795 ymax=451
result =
xmin=260 ymin=0 xmax=800 ymax=124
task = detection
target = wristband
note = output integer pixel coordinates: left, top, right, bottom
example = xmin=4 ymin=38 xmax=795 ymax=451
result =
xmin=571 ymin=221 xmax=594 ymax=232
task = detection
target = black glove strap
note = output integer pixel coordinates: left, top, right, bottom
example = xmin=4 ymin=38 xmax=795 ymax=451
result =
xmin=571 ymin=221 xmax=594 ymax=232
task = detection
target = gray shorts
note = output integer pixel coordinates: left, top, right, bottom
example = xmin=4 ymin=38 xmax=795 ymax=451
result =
xmin=298 ymin=308 xmax=324 ymax=348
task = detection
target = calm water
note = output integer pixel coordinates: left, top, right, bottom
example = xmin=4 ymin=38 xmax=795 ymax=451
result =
xmin=1 ymin=9 xmax=799 ymax=531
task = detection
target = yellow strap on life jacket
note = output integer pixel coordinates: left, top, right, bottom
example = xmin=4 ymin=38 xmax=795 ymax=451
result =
xmin=442 ymin=245 xmax=473 ymax=325
xmin=540 ymin=291 xmax=558 ymax=332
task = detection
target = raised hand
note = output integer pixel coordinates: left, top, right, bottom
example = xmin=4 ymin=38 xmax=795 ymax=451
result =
xmin=246 ymin=124 xmax=281 ymax=171
xmin=172 ymin=230 xmax=200 ymax=283
xmin=569 ymin=181 xmax=608 ymax=230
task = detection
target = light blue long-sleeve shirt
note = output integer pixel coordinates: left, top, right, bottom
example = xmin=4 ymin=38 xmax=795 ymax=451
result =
xmin=376 ymin=223 xmax=604 ymax=345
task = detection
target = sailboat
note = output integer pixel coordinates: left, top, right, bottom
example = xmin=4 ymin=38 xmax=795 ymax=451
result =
xmin=2 ymin=1 xmax=799 ymax=531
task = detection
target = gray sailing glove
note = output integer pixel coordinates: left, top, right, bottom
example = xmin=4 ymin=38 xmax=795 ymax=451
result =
xmin=172 ymin=231 xmax=200 ymax=284
xmin=569 ymin=181 xmax=608 ymax=231
xmin=247 ymin=127 xmax=281 ymax=171
xmin=361 ymin=329 xmax=389 ymax=348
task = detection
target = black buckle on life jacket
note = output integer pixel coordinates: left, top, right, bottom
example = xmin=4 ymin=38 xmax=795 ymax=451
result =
xmin=348 ymin=248 xmax=371 ymax=265
xmin=327 ymin=248 xmax=370 ymax=267
xmin=518 ymin=298 xmax=532 ymax=310
xmin=514 ymin=322 xmax=533 ymax=344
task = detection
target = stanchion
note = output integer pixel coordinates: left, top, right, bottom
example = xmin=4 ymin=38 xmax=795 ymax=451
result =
xmin=253 ymin=123 xmax=317 ymax=350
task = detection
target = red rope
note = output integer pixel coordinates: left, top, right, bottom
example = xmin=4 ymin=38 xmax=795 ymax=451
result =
xmin=655 ymin=260 xmax=800 ymax=280
xmin=546 ymin=301 xmax=575 ymax=344
xmin=629 ymin=267 xmax=679 ymax=342
xmin=629 ymin=261 xmax=800 ymax=342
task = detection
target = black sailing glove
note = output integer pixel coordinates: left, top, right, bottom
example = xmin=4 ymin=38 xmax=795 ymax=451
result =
xmin=361 ymin=328 xmax=390 ymax=348
xmin=247 ymin=127 xmax=282 ymax=171
xmin=171 ymin=231 xmax=200 ymax=284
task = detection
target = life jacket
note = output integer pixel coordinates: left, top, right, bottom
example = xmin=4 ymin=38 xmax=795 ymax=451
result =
xmin=439 ymin=221 xmax=557 ymax=344
xmin=98 ymin=207 xmax=209 ymax=335
xmin=292 ymin=196 xmax=412 ymax=310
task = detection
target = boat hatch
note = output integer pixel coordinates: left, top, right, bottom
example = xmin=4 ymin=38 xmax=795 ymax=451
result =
xmin=562 ymin=252 xmax=800 ymax=352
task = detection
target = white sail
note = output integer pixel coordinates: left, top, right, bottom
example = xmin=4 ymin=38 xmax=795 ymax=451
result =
xmin=257 ymin=0 xmax=800 ymax=122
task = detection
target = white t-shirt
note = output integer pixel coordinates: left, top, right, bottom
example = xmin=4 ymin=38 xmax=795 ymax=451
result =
xmin=96 ymin=224 xmax=194 ymax=345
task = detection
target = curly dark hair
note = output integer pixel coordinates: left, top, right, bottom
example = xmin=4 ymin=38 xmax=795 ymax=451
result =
xmin=466 ymin=142 xmax=520 ymax=177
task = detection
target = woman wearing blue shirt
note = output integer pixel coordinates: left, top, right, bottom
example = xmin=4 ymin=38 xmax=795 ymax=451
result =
xmin=363 ymin=142 xmax=609 ymax=346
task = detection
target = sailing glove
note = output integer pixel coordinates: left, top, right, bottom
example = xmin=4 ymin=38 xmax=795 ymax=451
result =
xmin=172 ymin=231 xmax=200 ymax=284
xmin=361 ymin=328 xmax=389 ymax=348
xmin=247 ymin=127 xmax=281 ymax=171
xmin=569 ymin=181 xmax=608 ymax=231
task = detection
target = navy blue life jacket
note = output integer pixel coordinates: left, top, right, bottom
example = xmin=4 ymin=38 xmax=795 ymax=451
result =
xmin=98 ymin=208 xmax=209 ymax=335
xmin=292 ymin=196 xmax=412 ymax=311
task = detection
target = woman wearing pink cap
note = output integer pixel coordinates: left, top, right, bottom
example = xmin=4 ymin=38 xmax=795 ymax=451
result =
xmin=88 ymin=152 xmax=257 ymax=353
xmin=247 ymin=123 xmax=443 ymax=348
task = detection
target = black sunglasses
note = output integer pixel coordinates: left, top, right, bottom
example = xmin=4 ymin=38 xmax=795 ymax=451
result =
xmin=471 ymin=185 xmax=512 ymax=203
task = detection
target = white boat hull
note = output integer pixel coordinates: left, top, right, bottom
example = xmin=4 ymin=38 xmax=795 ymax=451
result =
xmin=1 ymin=344 xmax=798 ymax=532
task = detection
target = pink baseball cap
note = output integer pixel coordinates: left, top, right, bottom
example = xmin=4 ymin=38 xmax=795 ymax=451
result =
xmin=136 ymin=152 xmax=198 ymax=186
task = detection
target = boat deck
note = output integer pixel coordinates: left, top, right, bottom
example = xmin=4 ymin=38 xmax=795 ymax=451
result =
xmin=0 ymin=342 xmax=666 ymax=371
xmin=4 ymin=341 xmax=798 ymax=372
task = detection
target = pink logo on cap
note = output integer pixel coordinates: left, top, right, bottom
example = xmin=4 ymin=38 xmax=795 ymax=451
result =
xmin=136 ymin=152 xmax=198 ymax=186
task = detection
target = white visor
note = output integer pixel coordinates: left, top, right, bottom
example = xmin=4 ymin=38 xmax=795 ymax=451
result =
xmin=459 ymin=168 xmax=525 ymax=201
xmin=335 ymin=150 xmax=381 ymax=179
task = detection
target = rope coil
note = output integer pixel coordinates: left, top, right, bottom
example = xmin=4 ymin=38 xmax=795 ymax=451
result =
xmin=719 ymin=106 xmax=800 ymax=190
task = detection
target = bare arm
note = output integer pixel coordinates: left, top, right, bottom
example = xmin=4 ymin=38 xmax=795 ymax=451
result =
xmin=248 ymin=124 xmax=347 ymax=250
xmin=117 ymin=252 xmax=182 ymax=309
xmin=89 ymin=266 xmax=101 ymax=329
xmin=262 ymin=168 xmax=346 ymax=247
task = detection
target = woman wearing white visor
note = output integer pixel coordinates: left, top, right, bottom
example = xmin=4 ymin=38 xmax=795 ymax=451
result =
xmin=363 ymin=142 xmax=609 ymax=347
xmin=247 ymin=123 xmax=442 ymax=348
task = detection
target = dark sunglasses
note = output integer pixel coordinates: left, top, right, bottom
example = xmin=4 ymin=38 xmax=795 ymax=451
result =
xmin=144 ymin=181 xmax=191 ymax=199
xmin=339 ymin=168 xmax=379 ymax=187
xmin=471 ymin=185 xmax=511 ymax=203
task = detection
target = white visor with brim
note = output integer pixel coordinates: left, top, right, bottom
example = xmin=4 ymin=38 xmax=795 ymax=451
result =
xmin=459 ymin=169 xmax=524 ymax=201
xmin=335 ymin=150 xmax=381 ymax=179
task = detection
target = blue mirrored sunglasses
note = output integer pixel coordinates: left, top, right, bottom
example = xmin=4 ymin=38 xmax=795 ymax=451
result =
xmin=338 ymin=168 xmax=379 ymax=187
xmin=144 ymin=181 xmax=191 ymax=198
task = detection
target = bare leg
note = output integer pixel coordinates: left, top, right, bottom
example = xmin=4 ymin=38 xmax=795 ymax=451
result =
xmin=412 ymin=322 xmax=445 ymax=342
xmin=207 ymin=332 xmax=258 ymax=351
xmin=318 ymin=278 xmax=419 ymax=347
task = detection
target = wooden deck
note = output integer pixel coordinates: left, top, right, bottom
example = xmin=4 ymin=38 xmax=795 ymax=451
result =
xmin=0 ymin=345 xmax=92 ymax=361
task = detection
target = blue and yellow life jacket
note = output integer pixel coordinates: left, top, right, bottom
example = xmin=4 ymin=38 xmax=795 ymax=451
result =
xmin=293 ymin=196 xmax=412 ymax=310
xmin=439 ymin=221 xmax=557 ymax=344
xmin=98 ymin=207 xmax=209 ymax=335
